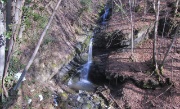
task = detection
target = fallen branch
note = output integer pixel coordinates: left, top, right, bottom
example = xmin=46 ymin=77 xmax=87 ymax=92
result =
xmin=13 ymin=0 xmax=62 ymax=91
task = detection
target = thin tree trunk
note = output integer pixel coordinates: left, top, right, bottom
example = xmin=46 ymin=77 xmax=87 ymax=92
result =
xmin=0 ymin=6 xmax=6 ymax=99
xmin=153 ymin=0 xmax=156 ymax=10
xmin=5 ymin=0 xmax=12 ymax=45
xmin=160 ymin=25 xmax=179 ymax=67
xmin=118 ymin=0 xmax=122 ymax=7
xmin=134 ymin=0 xmax=137 ymax=7
xmin=13 ymin=0 xmax=62 ymax=91
xmin=129 ymin=0 xmax=134 ymax=56
xmin=144 ymin=0 xmax=147 ymax=15
xmin=161 ymin=10 xmax=168 ymax=38
xmin=174 ymin=0 xmax=179 ymax=14
xmin=160 ymin=9 xmax=168 ymax=56
xmin=153 ymin=0 xmax=160 ymax=69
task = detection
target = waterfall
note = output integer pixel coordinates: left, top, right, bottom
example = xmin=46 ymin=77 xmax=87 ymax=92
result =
xmin=101 ymin=6 xmax=111 ymax=25
xmin=68 ymin=38 xmax=95 ymax=91
xmin=88 ymin=38 xmax=93 ymax=63
xmin=102 ymin=8 xmax=109 ymax=21
xmin=81 ymin=38 xmax=93 ymax=79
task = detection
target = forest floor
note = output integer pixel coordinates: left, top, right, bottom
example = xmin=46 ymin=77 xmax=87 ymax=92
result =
xmin=87 ymin=1 xmax=180 ymax=108
xmin=104 ymin=37 xmax=180 ymax=109
xmin=95 ymin=1 xmax=180 ymax=108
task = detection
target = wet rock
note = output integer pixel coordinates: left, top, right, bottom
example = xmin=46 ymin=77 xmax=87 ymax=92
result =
xmin=81 ymin=103 xmax=92 ymax=109
xmin=93 ymin=30 xmax=128 ymax=48
xmin=88 ymin=62 xmax=107 ymax=84
xmin=59 ymin=91 xmax=110 ymax=109
xmin=98 ymin=1 xmax=112 ymax=24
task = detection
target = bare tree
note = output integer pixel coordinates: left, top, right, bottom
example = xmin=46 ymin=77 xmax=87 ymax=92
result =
xmin=153 ymin=0 xmax=160 ymax=71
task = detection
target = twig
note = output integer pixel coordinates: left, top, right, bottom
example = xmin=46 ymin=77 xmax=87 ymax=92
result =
xmin=171 ymin=56 xmax=173 ymax=82
xmin=45 ymin=0 xmax=53 ymax=9
xmin=145 ymin=84 xmax=173 ymax=104
xmin=13 ymin=0 xmax=62 ymax=91
xmin=147 ymin=71 xmax=154 ymax=78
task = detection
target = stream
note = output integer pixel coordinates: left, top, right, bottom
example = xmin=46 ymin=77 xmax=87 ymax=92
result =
xmin=68 ymin=38 xmax=96 ymax=91
xmin=67 ymin=4 xmax=112 ymax=92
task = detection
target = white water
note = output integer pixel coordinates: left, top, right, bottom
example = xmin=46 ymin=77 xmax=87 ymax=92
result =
xmin=88 ymin=38 xmax=93 ymax=63
xmin=81 ymin=38 xmax=93 ymax=79
xmin=101 ymin=6 xmax=110 ymax=25
xmin=68 ymin=38 xmax=95 ymax=91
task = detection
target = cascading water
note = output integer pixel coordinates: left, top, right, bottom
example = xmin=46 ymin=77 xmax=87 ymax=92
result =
xmin=68 ymin=38 xmax=95 ymax=91
xmin=81 ymin=38 xmax=93 ymax=79
xmin=102 ymin=7 xmax=109 ymax=21
xmin=67 ymin=4 xmax=112 ymax=92
xmin=88 ymin=38 xmax=93 ymax=63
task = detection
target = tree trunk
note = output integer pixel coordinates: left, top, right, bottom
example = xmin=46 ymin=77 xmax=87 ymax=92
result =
xmin=3 ymin=0 xmax=25 ymax=97
xmin=174 ymin=0 xmax=179 ymax=14
xmin=0 ymin=6 xmax=5 ymax=97
xmin=153 ymin=0 xmax=156 ymax=10
xmin=118 ymin=0 xmax=122 ymax=7
xmin=144 ymin=0 xmax=147 ymax=15
xmin=153 ymin=0 xmax=160 ymax=70
xmin=129 ymin=0 xmax=134 ymax=56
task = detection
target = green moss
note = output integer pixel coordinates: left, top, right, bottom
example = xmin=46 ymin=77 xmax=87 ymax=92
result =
xmin=52 ymin=63 xmax=57 ymax=68
xmin=159 ymin=66 xmax=164 ymax=75
xmin=143 ymin=82 xmax=152 ymax=89
xmin=80 ymin=0 xmax=92 ymax=6
xmin=43 ymin=90 xmax=52 ymax=99
xmin=61 ymin=74 xmax=70 ymax=83
xmin=43 ymin=36 xmax=53 ymax=45
xmin=33 ymin=13 xmax=42 ymax=21
xmin=67 ymin=54 xmax=74 ymax=62
xmin=59 ymin=92 xmax=68 ymax=101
